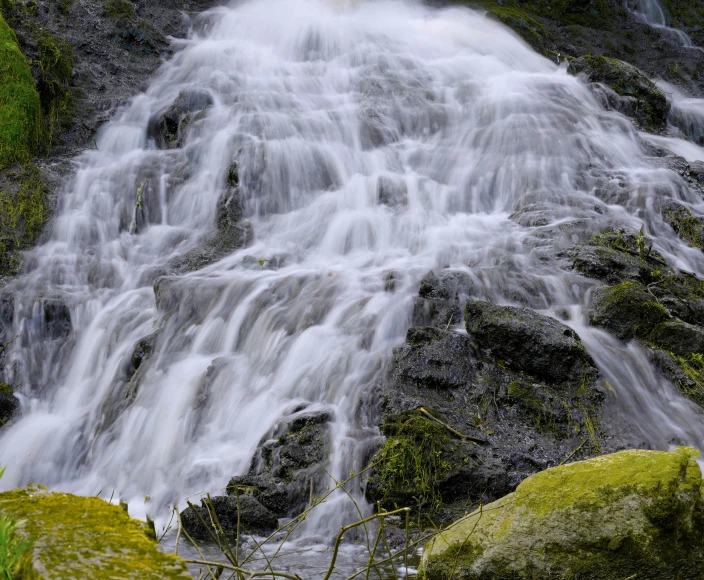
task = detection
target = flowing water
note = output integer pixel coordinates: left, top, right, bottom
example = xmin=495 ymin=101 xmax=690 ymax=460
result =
xmin=3 ymin=0 xmax=704 ymax=550
xmin=631 ymin=0 xmax=701 ymax=48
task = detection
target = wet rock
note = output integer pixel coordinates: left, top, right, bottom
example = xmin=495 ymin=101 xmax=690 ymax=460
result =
xmin=465 ymin=300 xmax=597 ymax=385
xmin=180 ymin=494 xmax=278 ymax=539
xmin=152 ymin=89 xmax=213 ymax=149
xmin=570 ymin=239 xmax=652 ymax=284
xmin=419 ymin=447 xmax=704 ymax=580
xmin=411 ymin=270 xmax=472 ymax=328
xmin=0 ymin=383 xmax=17 ymax=426
xmin=663 ymin=199 xmax=704 ymax=251
xmin=42 ymin=299 xmax=72 ymax=340
xmin=589 ymin=281 xmax=670 ymax=341
xmin=227 ymin=409 xmax=333 ymax=518
xmin=650 ymin=319 xmax=704 ymax=356
xmin=568 ymin=55 xmax=670 ymax=130
xmin=377 ymin=175 xmax=407 ymax=207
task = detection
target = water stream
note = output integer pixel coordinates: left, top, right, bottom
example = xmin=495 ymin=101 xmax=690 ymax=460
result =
xmin=2 ymin=0 xmax=704 ymax=550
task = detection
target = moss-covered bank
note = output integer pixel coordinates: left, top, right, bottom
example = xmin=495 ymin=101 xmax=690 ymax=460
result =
xmin=0 ymin=13 xmax=41 ymax=170
xmin=0 ymin=488 xmax=190 ymax=579
xmin=420 ymin=447 xmax=704 ymax=579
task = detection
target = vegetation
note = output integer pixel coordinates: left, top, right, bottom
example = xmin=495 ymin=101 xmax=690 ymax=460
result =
xmin=0 ymin=488 xmax=190 ymax=579
xmin=0 ymin=164 xmax=50 ymax=275
xmin=0 ymin=12 xmax=41 ymax=170
xmin=373 ymin=410 xmax=451 ymax=512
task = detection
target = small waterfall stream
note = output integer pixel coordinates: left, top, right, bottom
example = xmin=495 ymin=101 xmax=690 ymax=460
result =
xmin=2 ymin=0 xmax=704 ymax=542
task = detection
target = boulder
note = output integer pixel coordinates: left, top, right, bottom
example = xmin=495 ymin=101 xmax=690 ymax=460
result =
xmin=420 ymin=447 xmax=704 ymax=580
xmin=465 ymin=300 xmax=596 ymax=385
xmin=568 ymin=55 xmax=670 ymax=130
xmin=151 ymin=89 xmax=213 ymax=149
xmin=589 ymin=281 xmax=670 ymax=341
xmin=0 ymin=382 xmax=17 ymax=426
xmin=0 ymin=488 xmax=190 ymax=579
xmin=181 ymin=494 xmax=278 ymax=539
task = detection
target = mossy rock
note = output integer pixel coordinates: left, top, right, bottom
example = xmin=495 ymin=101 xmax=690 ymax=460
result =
xmin=468 ymin=1 xmax=552 ymax=54
xmin=0 ymin=488 xmax=190 ymax=579
xmin=568 ymin=55 xmax=669 ymax=130
xmin=0 ymin=12 xmax=41 ymax=170
xmin=663 ymin=200 xmax=704 ymax=251
xmin=589 ymin=281 xmax=670 ymax=341
xmin=0 ymin=164 xmax=50 ymax=276
xmin=419 ymin=447 xmax=704 ymax=580
xmin=519 ymin=0 xmax=612 ymax=28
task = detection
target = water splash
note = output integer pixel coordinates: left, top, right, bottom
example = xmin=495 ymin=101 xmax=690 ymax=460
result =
xmin=1 ymin=0 xmax=704 ymax=536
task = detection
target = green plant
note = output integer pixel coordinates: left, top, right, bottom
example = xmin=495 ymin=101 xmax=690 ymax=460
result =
xmin=0 ymin=467 xmax=34 ymax=580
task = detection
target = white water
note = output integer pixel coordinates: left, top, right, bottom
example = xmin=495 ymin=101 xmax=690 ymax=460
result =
xmin=632 ymin=0 xmax=700 ymax=48
xmin=3 ymin=0 xmax=704 ymax=538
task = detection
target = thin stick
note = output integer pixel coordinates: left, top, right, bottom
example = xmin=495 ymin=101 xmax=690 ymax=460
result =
xmin=559 ymin=439 xmax=588 ymax=466
xmin=0 ymin=335 xmax=19 ymax=357
xmin=323 ymin=508 xmax=410 ymax=580
xmin=419 ymin=408 xmax=486 ymax=444
xmin=183 ymin=560 xmax=301 ymax=580
xmin=174 ymin=508 xmax=182 ymax=555
xmin=177 ymin=510 xmax=220 ymax=580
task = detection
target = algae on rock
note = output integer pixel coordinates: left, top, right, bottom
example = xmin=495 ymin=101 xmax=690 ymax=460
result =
xmin=420 ymin=447 xmax=704 ymax=580
xmin=0 ymin=488 xmax=190 ymax=579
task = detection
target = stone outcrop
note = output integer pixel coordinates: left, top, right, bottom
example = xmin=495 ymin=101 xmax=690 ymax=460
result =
xmin=420 ymin=447 xmax=704 ymax=580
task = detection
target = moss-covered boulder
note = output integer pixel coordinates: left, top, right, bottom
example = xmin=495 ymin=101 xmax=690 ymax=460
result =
xmin=568 ymin=55 xmax=669 ymax=130
xmin=664 ymin=200 xmax=704 ymax=251
xmin=0 ymin=488 xmax=190 ymax=579
xmin=589 ymin=281 xmax=670 ymax=341
xmin=0 ymin=13 xmax=41 ymax=170
xmin=419 ymin=447 xmax=704 ymax=580
xmin=465 ymin=300 xmax=596 ymax=385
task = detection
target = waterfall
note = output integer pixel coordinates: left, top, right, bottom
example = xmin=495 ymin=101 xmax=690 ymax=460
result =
xmin=631 ymin=0 xmax=700 ymax=48
xmin=2 ymin=0 xmax=704 ymax=535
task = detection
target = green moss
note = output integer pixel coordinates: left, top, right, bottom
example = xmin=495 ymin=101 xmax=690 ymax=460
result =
xmin=468 ymin=1 xmax=551 ymax=54
xmin=664 ymin=203 xmax=704 ymax=250
xmin=521 ymin=0 xmax=612 ymax=28
xmin=36 ymin=31 xmax=75 ymax=148
xmin=0 ymin=12 xmax=41 ymax=170
xmin=0 ymin=164 xmax=50 ymax=275
xmin=104 ymin=0 xmax=135 ymax=21
xmin=374 ymin=410 xmax=451 ymax=511
xmin=420 ymin=447 xmax=704 ymax=580
xmin=0 ymin=383 xmax=11 ymax=395
xmin=0 ymin=488 xmax=190 ymax=579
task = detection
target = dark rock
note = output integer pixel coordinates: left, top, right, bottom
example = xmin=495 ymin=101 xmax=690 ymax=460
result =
xmin=0 ymin=383 xmax=18 ymax=426
xmin=651 ymin=320 xmax=704 ymax=356
xmin=377 ymin=176 xmax=407 ymax=207
xmin=663 ymin=200 xmax=704 ymax=251
xmin=42 ymin=299 xmax=72 ymax=340
xmin=227 ymin=475 xmax=289 ymax=517
xmin=589 ymin=281 xmax=670 ymax=341
xmin=152 ymin=89 xmax=213 ymax=149
xmin=465 ymin=300 xmax=597 ymax=385
xmin=181 ymin=494 xmax=278 ymax=539
xmin=568 ymin=55 xmax=670 ymax=130
xmin=412 ymin=270 xmax=472 ymax=328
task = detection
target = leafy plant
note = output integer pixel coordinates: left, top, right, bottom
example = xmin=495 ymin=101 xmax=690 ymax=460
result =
xmin=0 ymin=467 xmax=35 ymax=579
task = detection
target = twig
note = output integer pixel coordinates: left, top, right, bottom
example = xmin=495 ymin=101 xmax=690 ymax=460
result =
xmin=559 ymin=439 xmax=589 ymax=466
xmin=177 ymin=510 xmax=220 ymax=580
xmin=173 ymin=508 xmax=181 ymax=554
xmin=419 ymin=408 xmax=486 ymax=444
xmin=183 ymin=560 xmax=301 ymax=580
xmin=323 ymin=508 xmax=410 ymax=580
xmin=0 ymin=335 xmax=18 ymax=357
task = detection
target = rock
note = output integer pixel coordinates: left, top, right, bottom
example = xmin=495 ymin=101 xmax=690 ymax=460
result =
xmin=568 ymin=55 xmax=670 ymax=130
xmin=0 ymin=382 xmax=17 ymax=426
xmin=589 ymin=281 xmax=670 ymax=341
xmin=0 ymin=487 xmax=190 ymax=579
xmin=227 ymin=475 xmax=289 ymax=517
xmin=570 ymin=239 xmax=652 ymax=285
xmin=376 ymin=175 xmax=407 ymax=207
xmin=152 ymin=89 xmax=213 ymax=149
xmin=465 ymin=300 xmax=596 ymax=385
xmin=412 ymin=270 xmax=472 ymax=328
xmin=181 ymin=494 xmax=278 ymax=539
xmin=42 ymin=299 xmax=73 ymax=340
xmin=663 ymin=200 xmax=704 ymax=251
xmin=419 ymin=447 xmax=704 ymax=580
xmin=650 ymin=319 xmax=704 ymax=356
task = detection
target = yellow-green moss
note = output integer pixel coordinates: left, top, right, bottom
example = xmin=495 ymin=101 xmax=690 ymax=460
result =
xmin=468 ymin=1 xmax=551 ymax=54
xmin=0 ymin=488 xmax=190 ymax=579
xmin=0 ymin=164 xmax=49 ymax=275
xmin=0 ymin=12 xmax=41 ymax=170
xmin=420 ymin=447 xmax=704 ymax=580
xmin=374 ymin=410 xmax=451 ymax=512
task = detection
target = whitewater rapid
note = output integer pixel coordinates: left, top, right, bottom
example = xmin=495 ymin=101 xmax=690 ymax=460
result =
xmin=2 ymin=0 xmax=704 ymax=536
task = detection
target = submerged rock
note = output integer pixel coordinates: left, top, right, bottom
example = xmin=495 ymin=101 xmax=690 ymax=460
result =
xmin=419 ymin=447 xmax=704 ymax=580
xmin=0 ymin=382 xmax=17 ymax=426
xmin=151 ymin=89 xmax=213 ymax=149
xmin=0 ymin=487 xmax=190 ymax=579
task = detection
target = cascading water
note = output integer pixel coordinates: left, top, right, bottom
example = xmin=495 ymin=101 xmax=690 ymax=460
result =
xmin=3 ymin=0 xmax=704 ymax=541
xmin=630 ymin=0 xmax=700 ymax=48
